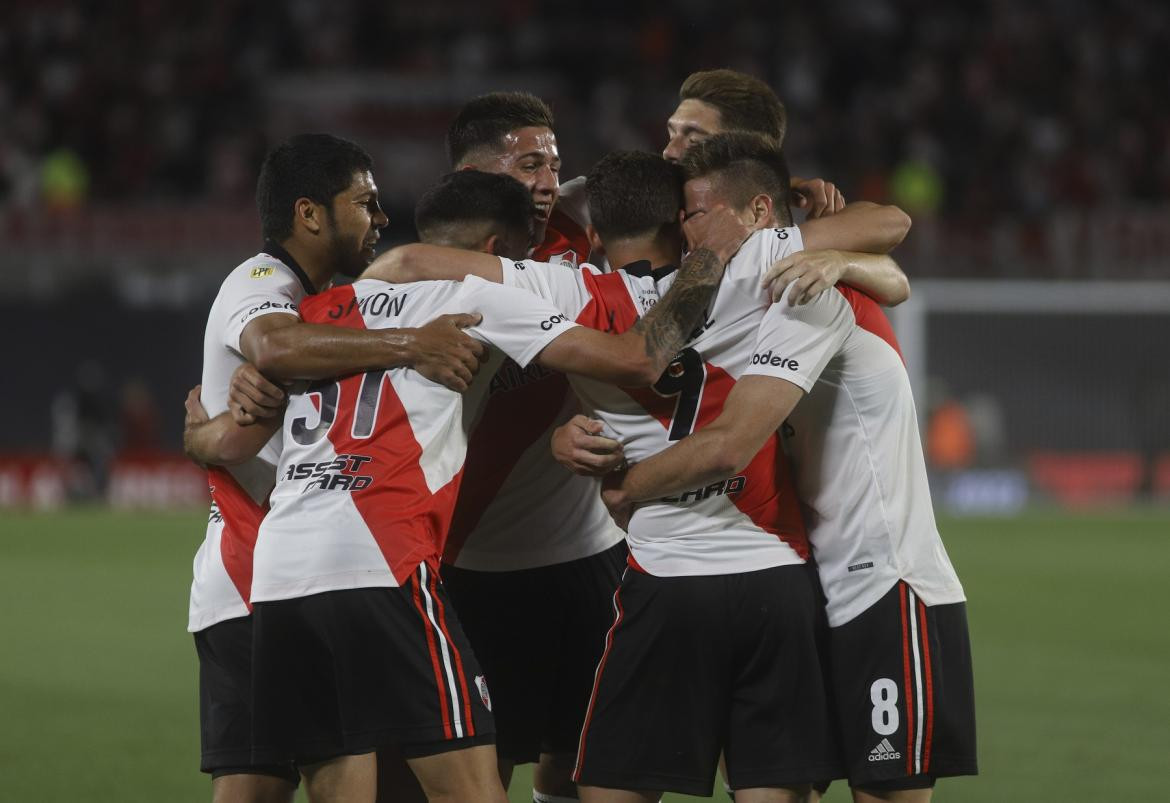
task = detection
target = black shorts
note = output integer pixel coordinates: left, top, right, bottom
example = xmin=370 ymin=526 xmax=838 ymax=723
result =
xmin=251 ymin=563 xmax=494 ymax=765
xmin=828 ymin=580 xmax=977 ymax=788
xmin=573 ymin=563 xmax=841 ymax=797
xmin=441 ymin=541 xmax=626 ymax=764
xmin=193 ymin=617 xmax=299 ymax=784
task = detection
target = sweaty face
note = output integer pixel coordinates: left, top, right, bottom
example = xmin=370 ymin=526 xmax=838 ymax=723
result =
xmin=663 ymin=99 xmax=725 ymax=163
xmin=473 ymin=126 xmax=560 ymax=245
xmin=325 ymin=170 xmax=389 ymax=277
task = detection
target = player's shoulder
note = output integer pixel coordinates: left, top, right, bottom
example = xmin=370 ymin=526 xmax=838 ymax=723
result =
xmin=224 ymin=251 xmax=299 ymax=286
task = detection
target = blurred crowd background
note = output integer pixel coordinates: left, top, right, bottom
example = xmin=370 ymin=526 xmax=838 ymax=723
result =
xmin=2 ymin=0 xmax=1168 ymax=509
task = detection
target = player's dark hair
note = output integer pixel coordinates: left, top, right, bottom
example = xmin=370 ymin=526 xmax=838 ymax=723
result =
xmin=586 ymin=151 xmax=684 ymax=241
xmin=681 ymin=132 xmax=793 ymax=226
xmin=447 ymin=92 xmax=555 ymax=166
xmin=680 ymin=69 xmax=787 ymax=145
xmin=255 ymin=134 xmax=373 ymax=242
xmin=414 ymin=170 xmax=535 ymax=250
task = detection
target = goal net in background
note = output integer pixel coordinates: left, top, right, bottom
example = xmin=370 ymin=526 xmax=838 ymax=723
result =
xmin=890 ymin=281 xmax=1170 ymax=514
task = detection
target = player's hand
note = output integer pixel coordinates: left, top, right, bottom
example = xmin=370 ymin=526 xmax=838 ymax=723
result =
xmin=600 ymin=471 xmax=634 ymax=532
xmin=408 ymin=313 xmax=488 ymax=393
xmin=183 ymin=385 xmax=209 ymax=468
xmin=791 ymin=176 xmax=845 ymax=219
xmin=184 ymin=385 xmax=209 ymax=428
xmin=762 ymin=250 xmax=848 ymax=305
xmin=682 ymin=205 xmax=752 ymax=264
xmin=229 ymin=363 xmax=286 ymax=425
xmin=551 ymin=415 xmax=626 ymax=477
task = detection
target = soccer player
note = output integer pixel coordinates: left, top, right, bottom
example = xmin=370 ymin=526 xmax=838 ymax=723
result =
xmin=554 ymin=68 xmax=848 ymax=476
xmin=435 ymin=91 xmax=631 ymax=799
xmin=186 ymin=133 xmax=485 ymax=803
xmin=368 ymin=148 xmax=911 ymax=802
xmin=206 ymin=169 xmax=754 ymax=803
xmin=601 ymin=135 xmax=977 ymax=802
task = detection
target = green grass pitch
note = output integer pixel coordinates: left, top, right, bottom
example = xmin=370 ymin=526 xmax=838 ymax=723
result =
xmin=1 ymin=508 xmax=1167 ymax=802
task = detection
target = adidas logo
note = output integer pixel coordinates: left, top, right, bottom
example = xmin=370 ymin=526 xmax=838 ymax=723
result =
xmin=868 ymin=738 xmax=902 ymax=762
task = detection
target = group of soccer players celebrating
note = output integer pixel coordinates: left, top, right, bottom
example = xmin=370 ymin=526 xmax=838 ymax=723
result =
xmin=183 ymin=68 xmax=977 ymax=803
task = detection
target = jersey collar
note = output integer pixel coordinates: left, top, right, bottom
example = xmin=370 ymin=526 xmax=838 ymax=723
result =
xmin=618 ymin=259 xmax=678 ymax=282
xmin=263 ymin=239 xmax=318 ymax=296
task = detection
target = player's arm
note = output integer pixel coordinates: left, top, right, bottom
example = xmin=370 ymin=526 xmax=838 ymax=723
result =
xmin=183 ymin=385 xmax=281 ymax=467
xmin=535 ymin=206 xmax=750 ymax=386
xmin=602 ymin=376 xmax=803 ymax=526
xmin=238 ymin=310 xmax=486 ymax=398
xmin=798 ymin=201 xmax=911 ymax=255
xmin=361 ymin=244 xmax=505 ymax=284
xmin=790 ymin=176 xmax=846 ymax=219
xmin=763 ymin=250 xmax=910 ymax=307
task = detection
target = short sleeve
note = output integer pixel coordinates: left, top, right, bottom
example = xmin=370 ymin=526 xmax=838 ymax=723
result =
xmin=743 ymin=285 xmax=853 ymax=392
xmin=727 ymin=226 xmax=805 ymax=285
xmin=460 ymin=276 xmax=581 ymax=368
xmin=498 ymin=257 xmax=596 ymax=318
xmin=221 ymin=264 xmax=303 ymax=353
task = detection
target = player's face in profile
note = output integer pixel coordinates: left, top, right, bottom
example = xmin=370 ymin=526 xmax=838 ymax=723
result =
xmin=476 ymin=126 xmax=561 ymax=244
xmin=325 ymin=170 xmax=389 ymax=277
xmin=663 ymin=99 xmax=724 ymax=163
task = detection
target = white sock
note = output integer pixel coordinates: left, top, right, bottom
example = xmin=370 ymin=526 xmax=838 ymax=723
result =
xmin=532 ymin=792 xmax=578 ymax=803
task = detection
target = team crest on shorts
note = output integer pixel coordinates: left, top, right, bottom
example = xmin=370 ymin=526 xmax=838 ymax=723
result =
xmin=474 ymin=674 xmax=492 ymax=711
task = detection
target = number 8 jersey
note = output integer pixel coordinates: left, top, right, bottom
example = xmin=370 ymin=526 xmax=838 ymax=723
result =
xmin=250 ymin=276 xmax=579 ymax=604
xmin=501 ymin=226 xmax=809 ymax=577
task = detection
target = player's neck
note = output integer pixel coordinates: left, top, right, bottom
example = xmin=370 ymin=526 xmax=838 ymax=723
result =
xmin=603 ymin=230 xmax=681 ymax=272
xmin=277 ymin=238 xmax=334 ymax=291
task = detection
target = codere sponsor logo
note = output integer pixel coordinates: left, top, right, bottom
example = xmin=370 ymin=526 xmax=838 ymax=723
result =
xmin=283 ymin=454 xmax=375 ymax=493
xmin=240 ymin=300 xmax=297 ymax=322
xmin=660 ymin=475 xmax=746 ymax=504
xmin=540 ymin=313 xmax=568 ymax=331
xmin=750 ymin=349 xmax=800 ymax=370
xmin=869 ymin=738 xmax=901 ymax=762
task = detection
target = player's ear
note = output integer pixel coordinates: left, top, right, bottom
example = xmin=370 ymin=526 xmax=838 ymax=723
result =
xmin=481 ymin=233 xmax=501 ymax=256
xmin=586 ymin=224 xmax=605 ymax=259
xmin=294 ymin=197 xmax=324 ymax=236
xmin=749 ymin=192 xmax=773 ymax=227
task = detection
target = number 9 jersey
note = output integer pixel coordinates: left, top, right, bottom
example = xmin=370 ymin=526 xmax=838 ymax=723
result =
xmin=500 ymin=226 xmax=809 ymax=577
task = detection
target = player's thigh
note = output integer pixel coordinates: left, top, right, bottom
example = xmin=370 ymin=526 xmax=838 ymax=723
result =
xmin=723 ymin=563 xmax=841 ymax=791
xmin=829 ymin=581 xmax=976 ymax=789
xmin=573 ymin=569 xmax=730 ymax=798
xmin=405 ymin=743 xmax=507 ymax=802
xmin=211 ymin=772 xmax=297 ymax=803
xmin=300 ymin=753 xmax=375 ymax=803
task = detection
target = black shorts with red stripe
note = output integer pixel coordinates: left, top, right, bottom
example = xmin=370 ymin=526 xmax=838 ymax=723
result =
xmin=573 ymin=562 xmax=841 ymax=797
xmin=442 ymin=540 xmax=627 ymax=764
xmin=251 ymin=564 xmax=494 ymax=765
xmin=828 ymin=580 xmax=977 ymax=788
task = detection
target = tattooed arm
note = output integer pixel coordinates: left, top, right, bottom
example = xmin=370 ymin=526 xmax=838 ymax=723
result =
xmin=534 ymin=206 xmax=750 ymax=386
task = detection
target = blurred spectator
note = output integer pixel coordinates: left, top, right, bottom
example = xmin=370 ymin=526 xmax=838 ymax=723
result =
xmin=51 ymin=360 xmax=116 ymax=500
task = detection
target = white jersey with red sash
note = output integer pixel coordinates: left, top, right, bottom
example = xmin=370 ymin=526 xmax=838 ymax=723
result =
xmin=499 ymin=225 xmax=810 ymax=577
xmin=445 ymin=178 xmax=626 ymax=571
xmin=744 ymin=284 xmax=966 ymax=626
xmin=188 ymin=246 xmax=313 ymax=632
xmin=250 ymin=276 xmax=579 ymax=603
